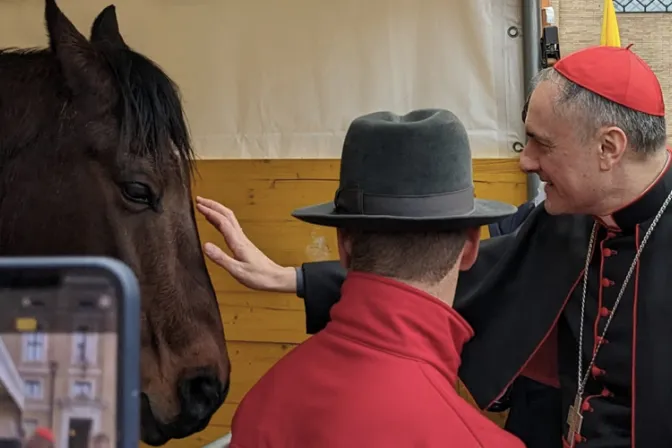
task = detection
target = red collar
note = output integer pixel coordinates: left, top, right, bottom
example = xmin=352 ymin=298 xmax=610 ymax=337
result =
xmin=326 ymin=271 xmax=474 ymax=385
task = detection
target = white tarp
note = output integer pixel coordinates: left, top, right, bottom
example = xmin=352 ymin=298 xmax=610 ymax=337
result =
xmin=1 ymin=0 xmax=525 ymax=159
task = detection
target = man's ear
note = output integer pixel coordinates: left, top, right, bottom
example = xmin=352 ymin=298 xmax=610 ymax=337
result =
xmin=336 ymin=228 xmax=353 ymax=269
xmin=598 ymin=126 xmax=628 ymax=171
xmin=458 ymin=227 xmax=481 ymax=271
xmin=45 ymin=0 xmax=115 ymax=108
xmin=90 ymin=5 xmax=128 ymax=51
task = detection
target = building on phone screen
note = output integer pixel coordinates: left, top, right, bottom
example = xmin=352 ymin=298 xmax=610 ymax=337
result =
xmin=0 ymin=325 xmax=117 ymax=448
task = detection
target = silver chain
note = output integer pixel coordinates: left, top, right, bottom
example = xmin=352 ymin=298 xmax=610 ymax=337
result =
xmin=576 ymin=187 xmax=672 ymax=398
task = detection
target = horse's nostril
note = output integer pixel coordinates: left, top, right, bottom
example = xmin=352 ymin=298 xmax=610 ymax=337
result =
xmin=179 ymin=373 xmax=223 ymax=424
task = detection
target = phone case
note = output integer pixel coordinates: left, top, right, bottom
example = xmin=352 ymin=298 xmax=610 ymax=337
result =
xmin=0 ymin=256 xmax=141 ymax=448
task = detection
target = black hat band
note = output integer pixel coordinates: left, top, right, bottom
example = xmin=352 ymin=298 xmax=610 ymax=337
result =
xmin=333 ymin=186 xmax=475 ymax=217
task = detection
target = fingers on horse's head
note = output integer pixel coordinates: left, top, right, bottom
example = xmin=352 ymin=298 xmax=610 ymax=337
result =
xmin=37 ymin=1 xmax=230 ymax=441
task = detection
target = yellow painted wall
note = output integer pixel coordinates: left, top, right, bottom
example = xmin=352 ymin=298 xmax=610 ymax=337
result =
xmin=158 ymin=157 xmax=527 ymax=446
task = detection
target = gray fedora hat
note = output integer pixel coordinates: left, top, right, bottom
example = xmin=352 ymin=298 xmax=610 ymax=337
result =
xmin=291 ymin=109 xmax=517 ymax=231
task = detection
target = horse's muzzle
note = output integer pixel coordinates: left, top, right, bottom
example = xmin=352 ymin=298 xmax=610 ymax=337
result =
xmin=140 ymin=375 xmax=229 ymax=445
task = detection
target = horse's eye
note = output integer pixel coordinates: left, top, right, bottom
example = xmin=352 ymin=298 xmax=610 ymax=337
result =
xmin=121 ymin=182 xmax=154 ymax=205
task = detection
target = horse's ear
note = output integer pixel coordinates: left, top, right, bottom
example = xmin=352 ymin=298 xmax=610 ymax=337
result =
xmin=45 ymin=0 xmax=114 ymax=103
xmin=90 ymin=5 xmax=128 ymax=50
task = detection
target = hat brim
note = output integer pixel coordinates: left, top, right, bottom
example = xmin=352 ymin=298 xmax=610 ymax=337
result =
xmin=291 ymin=198 xmax=519 ymax=231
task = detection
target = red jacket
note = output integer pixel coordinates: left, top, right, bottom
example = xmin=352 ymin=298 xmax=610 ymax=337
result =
xmin=231 ymin=272 xmax=525 ymax=448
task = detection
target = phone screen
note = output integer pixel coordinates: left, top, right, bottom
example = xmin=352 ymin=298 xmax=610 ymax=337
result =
xmin=0 ymin=267 xmax=119 ymax=448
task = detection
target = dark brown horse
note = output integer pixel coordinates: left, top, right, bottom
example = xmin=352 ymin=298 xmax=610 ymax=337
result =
xmin=0 ymin=1 xmax=229 ymax=445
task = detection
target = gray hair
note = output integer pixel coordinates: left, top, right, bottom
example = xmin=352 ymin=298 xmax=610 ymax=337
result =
xmin=530 ymin=67 xmax=667 ymax=155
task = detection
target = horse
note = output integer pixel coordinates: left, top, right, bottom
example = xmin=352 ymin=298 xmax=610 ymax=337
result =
xmin=0 ymin=1 xmax=230 ymax=445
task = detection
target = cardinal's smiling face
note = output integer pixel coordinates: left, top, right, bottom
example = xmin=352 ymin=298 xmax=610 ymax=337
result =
xmin=518 ymin=79 xmax=619 ymax=216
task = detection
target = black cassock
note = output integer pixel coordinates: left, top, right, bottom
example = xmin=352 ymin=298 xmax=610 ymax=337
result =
xmin=295 ymin=166 xmax=672 ymax=448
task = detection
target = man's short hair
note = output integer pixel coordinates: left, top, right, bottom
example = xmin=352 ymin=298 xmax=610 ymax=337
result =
xmin=531 ymin=67 xmax=667 ymax=155
xmin=346 ymin=229 xmax=468 ymax=284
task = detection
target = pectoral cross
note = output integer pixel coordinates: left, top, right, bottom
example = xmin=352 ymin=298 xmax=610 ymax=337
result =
xmin=566 ymin=395 xmax=583 ymax=448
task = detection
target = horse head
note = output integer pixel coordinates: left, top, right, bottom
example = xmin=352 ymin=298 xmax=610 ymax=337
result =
xmin=0 ymin=1 xmax=229 ymax=444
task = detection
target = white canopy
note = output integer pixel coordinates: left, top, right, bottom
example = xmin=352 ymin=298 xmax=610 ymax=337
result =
xmin=0 ymin=0 xmax=525 ymax=159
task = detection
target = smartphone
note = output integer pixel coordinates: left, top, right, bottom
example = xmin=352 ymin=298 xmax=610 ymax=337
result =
xmin=0 ymin=257 xmax=140 ymax=448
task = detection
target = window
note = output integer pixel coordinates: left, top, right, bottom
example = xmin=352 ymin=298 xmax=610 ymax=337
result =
xmin=613 ymin=0 xmax=672 ymax=12
xmin=22 ymin=332 xmax=46 ymax=362
xmin=71 ymin=380 xmax=94 ymax=399
xmin=71 ymin=325 xmax=97 ymax=365
xmin=73 ymin=331 xmax=88 ymax=363
xmin=23 ymin=379 xmax=43 ymax=399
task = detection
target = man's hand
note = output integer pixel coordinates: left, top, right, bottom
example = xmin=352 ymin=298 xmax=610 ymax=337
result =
xmin=195 ymin=196 xmax=297 ymax=293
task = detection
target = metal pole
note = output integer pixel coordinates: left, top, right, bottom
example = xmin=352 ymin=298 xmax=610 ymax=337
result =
xmin=522 ymin=0 xmax=542 ymax=201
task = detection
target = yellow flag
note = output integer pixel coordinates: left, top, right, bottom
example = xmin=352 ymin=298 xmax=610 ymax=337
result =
xmin=601 ymin=0 xmax=621 ymax=47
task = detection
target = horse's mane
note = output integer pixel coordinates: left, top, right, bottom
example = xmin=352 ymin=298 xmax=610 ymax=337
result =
xmin=97 ymin=45 xmax=196 ymax=173
xmin=0 ymin=44 xmax=195 ymax=176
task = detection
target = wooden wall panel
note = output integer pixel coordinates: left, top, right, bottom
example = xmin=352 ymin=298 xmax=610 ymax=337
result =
xmin=155 ymin=158 xmax=526 ymax=447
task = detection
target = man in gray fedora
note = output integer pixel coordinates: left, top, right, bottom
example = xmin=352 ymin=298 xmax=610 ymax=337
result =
xmin=206 ymin=109 xmax=522 ymax=447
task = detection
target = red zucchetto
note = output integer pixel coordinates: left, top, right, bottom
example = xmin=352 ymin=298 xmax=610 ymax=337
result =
xmin=553 ymin=44 xmax=665 ymax=117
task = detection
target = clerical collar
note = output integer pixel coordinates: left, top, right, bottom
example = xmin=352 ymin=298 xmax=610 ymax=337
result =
xmin=596 ymin=149 xmax=672 ymax=231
